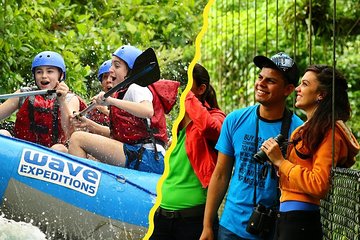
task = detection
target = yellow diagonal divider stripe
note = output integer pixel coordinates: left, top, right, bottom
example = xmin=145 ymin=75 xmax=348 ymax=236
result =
xmin=143 ymin=0 xmax=215 ymax=239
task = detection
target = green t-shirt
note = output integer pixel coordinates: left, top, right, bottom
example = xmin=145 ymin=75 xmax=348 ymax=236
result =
xmin=160 ymin=128 xmax=207 ymax=210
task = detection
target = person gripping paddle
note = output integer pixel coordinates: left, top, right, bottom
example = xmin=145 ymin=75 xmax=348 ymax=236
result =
xmin=68 ymin=45 xmax=179 ymax=174
xmin=0 ymin=51 xmax=81 ymax=151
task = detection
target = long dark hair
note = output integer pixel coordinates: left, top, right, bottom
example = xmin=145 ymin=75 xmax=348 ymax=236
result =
xmin=300 ymin=65 xmax=351 ymax=153
xmin=193 ymin=63 xmax=220 ymax=109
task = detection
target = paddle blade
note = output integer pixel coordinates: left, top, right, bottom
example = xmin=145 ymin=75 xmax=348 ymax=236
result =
xmin=103 ymin=48 xmax=161 ymax=98
xmin=129 ymin=47 xmax=160 ymax=87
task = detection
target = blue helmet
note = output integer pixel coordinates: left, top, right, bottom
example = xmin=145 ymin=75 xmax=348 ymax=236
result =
xmin=112 ymin=45 xmax=142 ymax=70
xmin=97 ymin=59 xmax=112 ymax=82
xmin=31 ymin=51 xmax=66 ymax=80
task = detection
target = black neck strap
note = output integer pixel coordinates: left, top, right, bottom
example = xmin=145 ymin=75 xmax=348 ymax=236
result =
xmin=252 ymin=106 xmax=293 ymax=206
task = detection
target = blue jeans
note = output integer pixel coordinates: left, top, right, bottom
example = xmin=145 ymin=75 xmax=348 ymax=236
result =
xmin=218 ymin=225 xmax=247 ymax=240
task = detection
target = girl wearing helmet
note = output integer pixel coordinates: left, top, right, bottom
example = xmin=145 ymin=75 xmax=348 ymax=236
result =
xmin=87 ymin=59 xmax=112 ymax=126
xmin=0 ymin=51 xmax=80 ymax=150
xmin=97 ymin=59 xmax=114 ymax=92
xmin=68 ymin=45 xmax=166 ymax=174
xmin=71 ymin=60 xmax=112 ymax=132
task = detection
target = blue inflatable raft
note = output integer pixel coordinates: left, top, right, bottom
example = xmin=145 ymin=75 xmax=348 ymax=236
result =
xmin=0 ymin=134 xmax=160 ymax=239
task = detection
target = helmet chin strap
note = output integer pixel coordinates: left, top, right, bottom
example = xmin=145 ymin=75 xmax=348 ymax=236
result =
xmin=59 ymin=71 xmax=65 ymax=83
xmin=55 ymin=73 xmax=65 ymax=97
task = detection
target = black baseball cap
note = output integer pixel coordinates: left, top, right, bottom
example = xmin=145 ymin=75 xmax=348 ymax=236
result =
xmin=253 ymin=52 xmax=300 ymax=85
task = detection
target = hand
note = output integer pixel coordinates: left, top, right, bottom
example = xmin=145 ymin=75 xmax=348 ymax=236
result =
xmin=96 ymin=105 xmax=110 ymax=115
xmin=70 ymin=112 xmax=88 ymax=131
xmin=92 ymin=91 xmax=109 ymax=106
xmin=199 ymin=226 xmax=214 ymax=240
xmin=55 ymin=82 xmax=69 ymax=101
xmin=260 ymin=138 xmax=284 ymax=167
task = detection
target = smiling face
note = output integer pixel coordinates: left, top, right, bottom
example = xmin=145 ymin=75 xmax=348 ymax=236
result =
xmin=295 ymin=71 xmax=323 ymax=116
xmin=255 ymin=67 xmax=294 ymax=107
xmin=34 ymin=66 xmax=63 ymax=89
xmin=109 ymin=56 xmax=129 ymax=86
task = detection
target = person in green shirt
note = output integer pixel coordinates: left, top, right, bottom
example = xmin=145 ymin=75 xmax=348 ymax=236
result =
xmin=150 ymin=63 xmax=226 ymax=240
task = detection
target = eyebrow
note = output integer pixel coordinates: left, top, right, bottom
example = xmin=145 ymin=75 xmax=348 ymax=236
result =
xmin=301 ymin=79 xmax=310 ymax=84
xmin=259 ymin=74 xmax=278 ymax=82
xmin=35 ymin=66 xmax=57 ymax=70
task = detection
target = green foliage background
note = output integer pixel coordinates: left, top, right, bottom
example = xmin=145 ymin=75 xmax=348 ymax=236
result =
xmin=0 ymin=0 xmax=206 ymax=98
xmin=201 ymin=0 xmax=360 ymax=169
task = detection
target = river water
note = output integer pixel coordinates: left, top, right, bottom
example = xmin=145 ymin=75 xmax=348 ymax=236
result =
xmin=0 ymin=215 xmax=46 ymax=240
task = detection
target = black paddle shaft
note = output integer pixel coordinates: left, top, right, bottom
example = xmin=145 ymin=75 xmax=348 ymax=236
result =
xmin=78 ymin=47 xmax=160 ymax=117
xmin=104 ymin=62 xmax=158 ymax=98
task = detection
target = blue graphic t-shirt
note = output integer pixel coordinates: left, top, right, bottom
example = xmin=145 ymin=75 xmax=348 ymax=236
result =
xmin=216 ymin=105 xmax=303 ymax=239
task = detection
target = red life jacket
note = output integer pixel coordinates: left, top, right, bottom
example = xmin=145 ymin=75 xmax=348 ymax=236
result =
xmin=14 ymin=95 xmax=66 ymax=147
xmin=87 ymin=108 xmax=110 ymax=126
xmin=77 ymin=96 xmax=88 ymax=111
xmin=110 ymin=80 xmax=180 ymax=146
xmin=79 ymin=95 xmax=110 ymax=126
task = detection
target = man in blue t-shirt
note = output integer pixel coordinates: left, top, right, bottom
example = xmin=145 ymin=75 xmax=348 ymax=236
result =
xmin=200 ymin=52 xmax=304 ymax=240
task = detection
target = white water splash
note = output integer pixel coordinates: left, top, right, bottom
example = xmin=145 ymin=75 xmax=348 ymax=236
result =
xmin=0 ymin=215 xmax=46 ymax=240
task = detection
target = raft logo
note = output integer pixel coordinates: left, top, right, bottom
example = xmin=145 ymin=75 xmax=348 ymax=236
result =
xmin=18 ymin=148 xmax=101 ymax=197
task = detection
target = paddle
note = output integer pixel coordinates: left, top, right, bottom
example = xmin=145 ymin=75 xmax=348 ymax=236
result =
xmin=0 ymin=89 xmax=57 ymax=100
xmin=77 ymin=47 xmax=161 ymax=117
xmin=0 ymin=74 xmax=66 ymax=100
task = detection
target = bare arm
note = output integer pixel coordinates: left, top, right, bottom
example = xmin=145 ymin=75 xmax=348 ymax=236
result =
xmin=200 ymin=152 xmax=234 ymax=240
xmin=94 ymin=91 xmax=154 ymax=119
xmin=107 ymin=97 xmax=153 ymax=118
xmin=0 ymin=91 xmax=20 ymax=121
xmin=57 ymin=82 xmax=80 ymax=138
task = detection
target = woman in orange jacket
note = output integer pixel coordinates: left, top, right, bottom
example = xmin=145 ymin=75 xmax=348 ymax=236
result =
xmin=261 ymin=65 xmax=359 ymax=240
xmin=150 ymin=63 xmax=226 ymax=240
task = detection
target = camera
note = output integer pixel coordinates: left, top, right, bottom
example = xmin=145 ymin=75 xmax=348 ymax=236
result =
xmin=246 ymin=204 xmax=276 ymax=237
xmin=253 ymin=134 xmax=286 ymax=164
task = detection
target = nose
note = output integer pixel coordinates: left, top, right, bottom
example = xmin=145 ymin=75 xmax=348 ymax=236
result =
xmin=109 ymin=65 xmax=115 ymax=74
xmin=41 ymin=72 xmax=48 ymax=78
xmin=257 ymin=78 xmax=267 ymax=86
xmin=105 ymin=75 xmax=112 ymax=83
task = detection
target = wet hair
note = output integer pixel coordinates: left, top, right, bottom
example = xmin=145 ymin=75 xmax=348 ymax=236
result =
xmin=192 ymin=63 xmax=220 ymax=109
xmin=300 ymin=64 xmax=351 ymax=153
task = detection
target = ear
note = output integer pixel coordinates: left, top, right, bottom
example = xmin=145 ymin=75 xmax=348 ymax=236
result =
xmin=198 ymin=83 xmax=207 ymax=96
xmin=60 ymin=72 xmax=65 ymax=81
xmin=284 ymin=84 xmax=295 ymax=97
xmin=317 ymin=92 xmax=326 ymax=101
